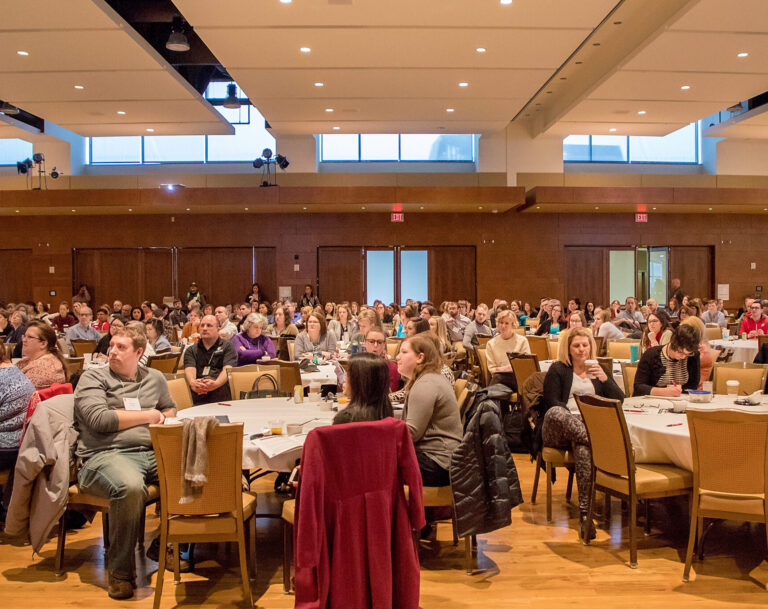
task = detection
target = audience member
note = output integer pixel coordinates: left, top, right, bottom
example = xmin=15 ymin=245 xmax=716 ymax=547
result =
xmin=362 ymin=327 xmax=401 ymax=392
xmin=232 ymin=313 xmax=276 ymax=365
xmin=5 ymin=309 xmax=27 ymax=350
xmin=183 ymin=315 xmax=237 ymax=405
xmin=333 ymin=353 xmax=394 ymax=425
xmin=484 ymin=310 xmax=530 ymax=388
xmin=299 ymin=284 xmax=320 ymax=309
xmin=614 ymin=296 xmax=644 ymax=331
xmin=95 ymin=317 xmax=124 ymax=357
xmin=738 ymin=300 xmax=768 ymax=338
xmin=462 ymin=303 xmax=495 ymax=350
xmin=129 ymin=307 xmax=144 ymax=321
xmin=444 ymin=301 xmax=470 ymax=342
xmin=633 ymin=324 xmax=701 ymax=397
xmin=294 ymin=312 xmax=338 ymax=360
xmin=428 ymin=316 xmax=453 ymax=354
xmin=536 ymin=303 xmax=564 ymax=336
xmin=184 ymin=282 xmax=206 ymax=308
xmin=181 ymin=310 xmax=201 ymax=343
xmin=328 ymin=304 xmax=358 ymax=343
xmin=65 ymin=306 xmax=101 ymax=348
xmin=245 ymin=282 xmax=263 ymax=305
xmin=593 ymin=308 xmax=624 ymax=341
xmin=266 ymin=305 xmax=299 ymax=338
xmin=144 ymin=318 xmax=172 ymax=354
xmin=93 ymin=307 xmax=111 ymax=332
xmin=16 ymin=320 xmax=67 ymax=389
xmin=214 ymin=306 xmax=238 ymax=340
xmin=641 ymin=309 xmax=672 ymax=351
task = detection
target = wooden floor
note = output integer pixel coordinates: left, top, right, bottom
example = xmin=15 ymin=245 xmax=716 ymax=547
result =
xmin=2 ymin=456 xmax=768 ymax=608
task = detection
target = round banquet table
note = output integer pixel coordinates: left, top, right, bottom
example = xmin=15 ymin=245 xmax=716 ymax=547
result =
xmin=299 ymin=362 xmax=338 ymax=387
xmin=709 ymin=338 xmax=759 ymax=363
xmin=169 ymin=397 xmax=335 ymax=471
xmin=623 ymin=394 xmax=768 ymax=471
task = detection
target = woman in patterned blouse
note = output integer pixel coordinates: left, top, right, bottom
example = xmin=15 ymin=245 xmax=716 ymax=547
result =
xmin=16 ymin=320 xmax=67 ymax=389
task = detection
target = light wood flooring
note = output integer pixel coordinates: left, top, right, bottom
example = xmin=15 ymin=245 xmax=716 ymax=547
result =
xmin=2 ymin=455 xmax=768 ymax=608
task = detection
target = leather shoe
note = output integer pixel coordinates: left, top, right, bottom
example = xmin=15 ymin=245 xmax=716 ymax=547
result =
xmin=146 ymin=538 xmax=191 ymax=572
xmin=579 ymin=513 xmax=596 ymax=543
xmin=108 ymin=575 xmax=133 ymax=600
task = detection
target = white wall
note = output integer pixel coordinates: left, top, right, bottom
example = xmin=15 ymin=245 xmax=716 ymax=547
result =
xmin=505 ymin=124 xmax=563 ymax=186
xmin=716 ymin=138 xmax=768 ymax=176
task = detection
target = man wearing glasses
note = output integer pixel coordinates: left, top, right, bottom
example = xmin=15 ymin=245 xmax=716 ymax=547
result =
xmin=65 ymin=306 xmax=102 ymax=349
xmin=364 ymin=328 xmax=401 ymax=392
xmin=738 ymin=301 xmax=768 ymax=338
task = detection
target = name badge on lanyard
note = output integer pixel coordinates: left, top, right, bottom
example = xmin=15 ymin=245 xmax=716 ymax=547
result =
xmin=123 ymin=397 xmax=141 ymax=411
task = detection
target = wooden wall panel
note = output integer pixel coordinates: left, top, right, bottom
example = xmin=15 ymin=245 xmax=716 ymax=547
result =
xmin=178 ymin=247 xmax=255 ymax=307
xmin=564 ymin=247 xmax=607 ymax=306
xmin=428 ymin=246 xmax=476 ymax=306
xmin=141 ymin=249 xmax=174 ymax=305
xmin=0 ymin=249 xmax=33 ymax=303
xmin=318 ymin=247 xmax=363 ymax=304
xmin=74 ymin=249 xmax=142 ymax=307
xmin=254 ymin=247 xmax=277 ymax=304
xmin=670 ymin=246 xmax=714 ymax=301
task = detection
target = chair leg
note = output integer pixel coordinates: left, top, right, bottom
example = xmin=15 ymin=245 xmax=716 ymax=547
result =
xmin=644 ymin=500 xmax=651 ymax=536
xmin=628 ymin=497 xmax=638 ymax=568
xmin=683 ymin=496 xmax=699 ymax=582
xmin=565 ymin=468 xmax=574 ymax=503
xmin=531 ymin=453 xmax=542 ymax=504
xmin=102 ymin=512 xmax=110 ymax=551
xmin=237 ymin=525 xmax=253 ymax=606
xmin=172 ymin=542 xmax=181 ymax=584
xmin=153 ymin=529 xmax=167 ymax=609
xmin=464 ymin=536 xmax=473 ymax=574
xmin=696 ymin=516 xmax=705 ymax=560
xmin=138 ymin=505 xmax=147 ymax=551
xmin=54 ymin=512 xmax=67 ymax=576
xmin=451 ymin=508 xmax=459 ymax=546
xmin=603 ymin=492 xmax=611 ymax=526
xmin=545 ymin=461 xmax=553 ymax=523
xmin=283 ymin=521 xmax=293 ymax=593
xmin=584 ymin=470 xmax=596 ymax=546
xmin=249 ymin=517 xmax=257 ymax=581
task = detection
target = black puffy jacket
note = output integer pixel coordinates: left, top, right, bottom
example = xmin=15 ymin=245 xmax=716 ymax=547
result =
xmin=450 ymin=385 xmax=524 ymax=538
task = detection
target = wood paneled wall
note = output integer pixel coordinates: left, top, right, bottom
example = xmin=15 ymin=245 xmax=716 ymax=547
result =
xmin=0 ymin=249 xmax=32 ymax=303
xmin=1 ymin=210 xmax=766 ymax=310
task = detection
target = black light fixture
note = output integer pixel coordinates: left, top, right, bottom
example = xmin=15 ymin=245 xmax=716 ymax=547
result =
xmin=32 ymin=152 xmax=44 ymax=163
xmin=252 ymin=148 xmax=290 ymax=187
xmin=166 ymin=16 xmax=190 ymax=52
xmin=0 ymin=101 xmax=20 ymax=115
xmin=252 ymin=158 xmax=264 ymax=169
xmin=50 ymin=167 xmax=60 ymax=179
xmin=222 ymin=84 xmax=240 ymax=109
xmin=275 ymin=154 xmax=289 ymax=170
xmin=16 ymin=159 xmax=33 ymax=174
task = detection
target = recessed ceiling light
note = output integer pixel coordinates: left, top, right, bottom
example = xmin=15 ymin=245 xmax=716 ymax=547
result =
xmin=300 ymin=47 xmax=311 ymax=53
xmin=116 ymin=110 xmax=126 ymax=115
xmin=594 ymin=206 xmax=599 ymax=210
xmin=708 ymin=207 xmax=713 ymax=211
xmin=185 ymin=207 xmax=190 ymax=211
xmin=15 ymin=210 xmax=19 ymax=213
xmin=609 ymin=128 xmax=617 ymax=132
xmin=478 ymin=206 xmax=483 ymax=210
xmin=332 ymin=126 xmax=340 ymax=130
xmin=458 ymin=82 xmax=469 ymax=87
xmin=244 ymin=207 xmax=249 ymax=211
xmin=536 ymin=206 xmax=540 ymax=209
xmin=653 ymin=207 xmax=657 ymax=210
xmin=280 ymin=0 xmax=292 ymax=3
xmin=74 ymin=85 xmax=84 ymax=90
xmin=737 ymin=52 xmax=749 ymax=58
xmin=500 ymin=0 xmax=512 ymax=4
xmin=146 ymin=128 xmax=154 ymax=132
xmin=314 ymin=82 xmax=324 ymax=87
xmin=419 ymin=206 xmax=424 ymax=210
xmin=71 ymin=209 xmax=76 ymax=212
xmin=303 ymin=207 xmax=307 ymax=210
xmin=637 ymin=110 xmax=646 ymax=115
xmin=764 ymin=208 xmax=767 ymax=211
xmin=361 ymin=206 xmax=366 ymax=210
xmin=446 ymin=108 xmax=455 ymax=113
xmin=680 ymin=85 xmax=691 ymax=90
xmin=476 ymin=47 xmax=486 ymax=53
xmin=16 ymin=50 xmax=29 ymax=56
xmin=128 ymin=208 xmax=133 ymax=212
xmin=325 ymin=108 xmax=334 ymax=113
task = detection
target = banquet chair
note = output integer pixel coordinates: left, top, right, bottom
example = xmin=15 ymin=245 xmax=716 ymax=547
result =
xmin=703 ymin=326 xmax=723 ymax=342
xmin=620 ymin=362 xmax=638 ymax=397
xmin=453 ymin=377 xmax=468 ymax=402
xmin=758 ymin=334 xmax=768 ymax=350
xmin=477 ymin=336 xmax=492 ymax=348
xmin=4 ymin=342 xmax=16 ymax=359
xmin=606 ymin=339 xmax=640 ymax=360
xmin=594 ymin=335 xmax=605 ymax=357
xmin=711 ymin=362 xmax=768 ymax=396
xmin=597 ymin=357 xmax=614 ymax=380
xmin=272 ymin=360 xmax=302 ymax=395
xmin=281 ymin=499 xmax=296 ymax=593
xmin=514 ymin=327 xmax=526 ymax=336
xmin=149 ymin=423 xmax=256 ymax=608
xmin=421 ymin=484 xmax=476 ymax=574
xmin=164 ymin=373 xmax=193 ymax=411
xmin=57 ymin=337 xmax=71 ymax=357
xmin=525 ymin=317 xmax=539 ymax=328
xmin=683 ymin=409 xmax=768 ymax=582
xmin=530 ymin=447 xmax=575 ymax=523
xmin=547 ymin=340 xmax=559 ymax=360
xmin=71 ymin=339 xmax=98 ymax=357
xmin=228 ymin=365 xmax=282 ymax=400
xmin=147 ymin=352 xmax=181 ymax=374
xmin=526 ymin=336 xmax=550 ymax=362
xmin=576 ymin=394 xmax=692 ymax=568
xmin=386 ymin=339 xmax=401 ymax=359
xmin=476 ymin=348 xmax=490 ymax=387
xmin=508 ymin=353 xmax=540 ymax=399
xmin=727 ymin=322 xmax=740 ymax=337
xmin=63 ymin=357 xmax=84 ymax=379
xmin=287 ymin=340 xmax=295 ymax=361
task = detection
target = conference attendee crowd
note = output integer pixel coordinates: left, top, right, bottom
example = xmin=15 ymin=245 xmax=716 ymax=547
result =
xmin=1 ymin=277 xmax=766 ymax=602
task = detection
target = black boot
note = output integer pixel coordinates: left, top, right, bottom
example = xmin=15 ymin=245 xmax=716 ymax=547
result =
xmin=580 ymin=512 xmax=596 ymax=543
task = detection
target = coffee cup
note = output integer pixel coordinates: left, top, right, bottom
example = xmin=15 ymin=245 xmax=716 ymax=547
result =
xmin=585 ymin=359 xmax=598 ymax=379
xmin=726 ymin=380 xmax=740 ymax=396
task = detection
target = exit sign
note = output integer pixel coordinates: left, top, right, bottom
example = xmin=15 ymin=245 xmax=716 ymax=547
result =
xmin=391 ymin=212 xmax=405 ymax=222
xmin=635 ymin=213 xmax=648 ymax=223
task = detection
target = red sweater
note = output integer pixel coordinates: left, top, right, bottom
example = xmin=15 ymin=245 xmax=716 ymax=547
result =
xmin=738 ymin=315 xmax=768 ymax=337
xmin=294 ymin=419 xmax=425 ymax=609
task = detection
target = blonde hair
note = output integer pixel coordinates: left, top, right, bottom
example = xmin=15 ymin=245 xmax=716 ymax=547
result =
xmin=114 ymin=326 xmax=147 ymax=352
xmin=557 ymin=328 xmax=597 ymax=366
xmin=495 ymin=309 xmax=519 ymax=327
xmin=680 ymin=314 xmax=705 ymax=340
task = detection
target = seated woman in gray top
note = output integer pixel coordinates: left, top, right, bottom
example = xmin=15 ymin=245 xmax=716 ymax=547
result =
xmin=328 ymin=303 xmax=358 ymax=343
xmin=333 ymin=353 xmax=393 ymax=425
xmin=293 ymin=312 xmax=338 ymax=360
xmin=396 ymin=334 xmax=462 ymax=487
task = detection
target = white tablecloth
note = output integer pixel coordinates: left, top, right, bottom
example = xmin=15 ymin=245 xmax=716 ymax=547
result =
xmin=300 ymin=363 xmax=338 ymax=387
xmin=170 ymin=398 xmax=335 ymax=471
xmin=709 ymin=338 xmax=759 ymax=363
xmin=624 ymin=394 xmax=768 ymax=471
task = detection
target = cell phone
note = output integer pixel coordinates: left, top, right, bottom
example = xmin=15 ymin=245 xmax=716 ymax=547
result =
xmin=288 ymin=466 xmax=300 ymax=485
xmin=215 ymin=415 xmax=230 ymax=424
xmin=249 ymin=433 xmax=265 ymax=440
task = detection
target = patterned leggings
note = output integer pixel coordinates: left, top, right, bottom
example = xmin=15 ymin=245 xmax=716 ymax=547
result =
xmin=541 ymin=406 xmax=592 ymax=513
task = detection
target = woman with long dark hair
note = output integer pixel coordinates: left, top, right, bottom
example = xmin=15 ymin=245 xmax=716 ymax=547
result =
xmin=333 ymin=353 xmax=394 ymax=424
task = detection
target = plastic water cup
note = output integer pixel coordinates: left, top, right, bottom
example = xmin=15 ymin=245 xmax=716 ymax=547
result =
xmin=721 ymin=327 xmax=729 ymax=340
xmin=269 ymin=419 xmax=284 ymax=435
xmin=702 ymin=380 xmax=713 ymax=393
xmin=726 ymin=380 xmax=740 ymax=396
xmin=630 ymin=343 xmax=639 ymax=363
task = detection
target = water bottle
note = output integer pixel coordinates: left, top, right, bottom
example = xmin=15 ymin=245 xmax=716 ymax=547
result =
xmin=630 ymin=343 xmax=639 ymax=363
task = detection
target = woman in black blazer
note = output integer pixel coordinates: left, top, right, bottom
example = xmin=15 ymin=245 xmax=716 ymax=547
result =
xmin=633 ymin=324 xmax=701 ymax=397
xmin=539 ymin=328 xmax=624 ymax=541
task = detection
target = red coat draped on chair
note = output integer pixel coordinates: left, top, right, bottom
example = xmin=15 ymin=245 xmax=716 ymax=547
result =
xmin=294 ymin=418 xmax=425 ymax=609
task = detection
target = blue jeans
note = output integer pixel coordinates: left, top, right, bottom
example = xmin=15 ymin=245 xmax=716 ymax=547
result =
xmin=77 ymin=447 xmax=157 ymax=581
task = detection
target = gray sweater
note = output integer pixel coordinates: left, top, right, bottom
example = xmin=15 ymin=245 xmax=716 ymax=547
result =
xmin=293 ymin=330 xmax=338 ymax=360
xmin=74 ymin=365 xmax=175 ymax=458
xmin=403 ymin=372 xmax=462 ymax=470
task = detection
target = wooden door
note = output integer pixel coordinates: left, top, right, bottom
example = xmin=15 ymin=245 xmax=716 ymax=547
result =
xmin=177 ymin=247 xmax=254 ymax=307
xmin=564 ymin=246 xmax=607 ymax=306
xmin=0 ymin=249 xmax=32 ymax=302
xmin=669 ymin=246 xmax=714 ymax=300
xmin=428 ymin=246 xmax=476 ymax=306
xmin=254 ymin=247 xmax=277 ymax=304
xmin=318 ymin=246 xmax=363 ymax=303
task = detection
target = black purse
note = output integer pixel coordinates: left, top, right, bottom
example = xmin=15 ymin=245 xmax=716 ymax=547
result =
xmin=240 ymin=373 xmax=280 ymax=399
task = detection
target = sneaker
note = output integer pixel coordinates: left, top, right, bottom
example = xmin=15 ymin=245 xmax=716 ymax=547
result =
xmin=108 ymin=575 xmax=133 ymax=600
xmin=146 ymin=537 xmax=191 ymax=572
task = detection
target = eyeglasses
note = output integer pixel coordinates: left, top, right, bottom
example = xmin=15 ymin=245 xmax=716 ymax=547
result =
xmin=365 ymin=339 xmax=386 ymax=345
xmin=22 ymin=333 xmax=43 ymax=341
xmin=750 ymin=305 xmax=762 ymax=310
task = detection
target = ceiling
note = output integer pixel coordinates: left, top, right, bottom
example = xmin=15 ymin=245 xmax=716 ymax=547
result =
xmin=1 ymin=0 xmax=767 ymax=142
xmin=0 ymin=0 xmax=231 ymax=137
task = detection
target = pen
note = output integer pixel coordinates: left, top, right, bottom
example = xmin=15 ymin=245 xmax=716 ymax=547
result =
xmin=666 ymin=423 xmax=683 ymax=427
xmin=219 ymin=402 xmax=232 ymax=407
xmin=623 ymin=409 xmax=644 ymax=413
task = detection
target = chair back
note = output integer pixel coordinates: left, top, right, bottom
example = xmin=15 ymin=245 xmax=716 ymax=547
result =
xmin=547 ymin=340 xmax=559 ymax=360
xmin=606 ymin=339 xmax=639 ymax=359
xmin=712 ymin=362 xmax=768 ymax=395
xmin=458 ymin=384 xmax=478 ymax=424
xmin=272 ymin=360 xmax=302 ymax=394
xmin=619 ymin=362 xmax=638 ymax=397
xmin=513 ymin=327 xmax=526 ymax=336
xmin=386 ymin=339 xmax=400 ymax=359
xmin=150 ymin=423 xmax=244 ymax=517
xmin=287 ymin=340 xmax=295 ymax=361
xmin=525 ymin=317 xmax=539 ymax=328
xmin=4 ymin=342 xmax=16 ymax=359
xmin=56 ymin=338 xmax=71 ymax=356
xmin=728 ymin=322 xmax=740 ymax=337
xmin=228 ymin=365 xmax=282 ymax=400
xmin=147 ymin=352 xmax=181 ymax=374
xmin=575 ymin=394 xmax=633 ymax=480
xmin=526 ymin=336 xmax=550 ymax=362
xmin=758 ymin=335 xmax=768 ymax=350
xmin=63 ymin=357 xmax=84 ymax=379
xmin=453 ymin=377 xmax=468 ymax=401
xmin=703 ymin=326 xmax=723 ymax=342
xmin=477 ymin=336 xmax=492 ymax=348
xmin=71 ymin=340 xmax=97 ymax=357
xmin=686 ymin=409 xmax=768 ymax=500
xmin=597 ymin=356 xmax=613 ymax=380
xmin=164 ymin=373 xmax=193 ymax=410
xmin=508 ymin=353 xmax=540 ymax=391
xmin=476 ymin=348 xmax=489 ymax=387
xmin=593 ymin=335 xmax=605 ymax=357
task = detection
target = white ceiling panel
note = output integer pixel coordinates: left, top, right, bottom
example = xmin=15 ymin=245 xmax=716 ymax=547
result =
xmin=549 ymin=121 xmax=688 ymax=136
xmin=562 ymin=100 xmax=735 ymax=124
xmin=271 ymin=120 xmax=510 ymax=136
xmin=65 ymin=121 xmax=233 ymax=137
xmin=0 ymin=0 xmax=119 ymax=30
xmin=669 ymin=0 xmax=768 ymax=33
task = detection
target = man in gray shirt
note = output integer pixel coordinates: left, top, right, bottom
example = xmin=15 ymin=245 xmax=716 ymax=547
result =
xmin=701 ymin=299 xmax=726 ymax=327
xmin=462 ymin=303 xmax=495 ymax=350
xmin=74 ymin=326 xmax=175 ymax=599
xmin=66 ymin=306 xmax=102 ymax=349
xmin=614 ymin=296 xmax=645 ymax=330
xmin=444 ymin=301 xmax=470 ymax=343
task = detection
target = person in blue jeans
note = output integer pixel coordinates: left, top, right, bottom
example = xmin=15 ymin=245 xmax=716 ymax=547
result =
xmin=74 ymin=326 xmax=175 ymax=600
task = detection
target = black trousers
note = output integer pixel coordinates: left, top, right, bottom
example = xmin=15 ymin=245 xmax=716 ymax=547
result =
xmin=416 ymin=451 xmax=450 ymax=487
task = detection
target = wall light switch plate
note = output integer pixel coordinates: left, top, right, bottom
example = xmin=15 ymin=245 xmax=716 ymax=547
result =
xmin=751 ymin=262 xmax=757 ymax=270
xmin=49 ymin=266 xmax=55 ymax=274
xmin=293 ymin=264 xmax=300 ymax=272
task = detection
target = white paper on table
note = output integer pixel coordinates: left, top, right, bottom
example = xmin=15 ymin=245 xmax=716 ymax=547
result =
xmin=253 ymin=435 xmax=305 ymax=458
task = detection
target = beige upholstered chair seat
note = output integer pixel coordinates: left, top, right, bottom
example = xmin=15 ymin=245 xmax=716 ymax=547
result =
xmin=169 ymin=494 xmax=256 ymax=536
xmin=282 ymin=498 xmax=295 ymax=524
xmin=541 ymin=447 xmax=573 ymax=465
xmin=596 ymin=465 xmax=692 ymax=496
xmin=699 ymin=492 xmax=765 ymax=517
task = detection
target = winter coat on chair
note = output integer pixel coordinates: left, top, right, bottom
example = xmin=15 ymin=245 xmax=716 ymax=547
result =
xmin=450 ymin=384 xmax=523 ymax=538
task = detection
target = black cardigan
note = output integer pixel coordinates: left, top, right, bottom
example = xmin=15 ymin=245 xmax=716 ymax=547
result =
xmin=541 ymin=361 xmax=625 ymax=415
xmin=633 ymin=345 xmax=700 ymax=396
